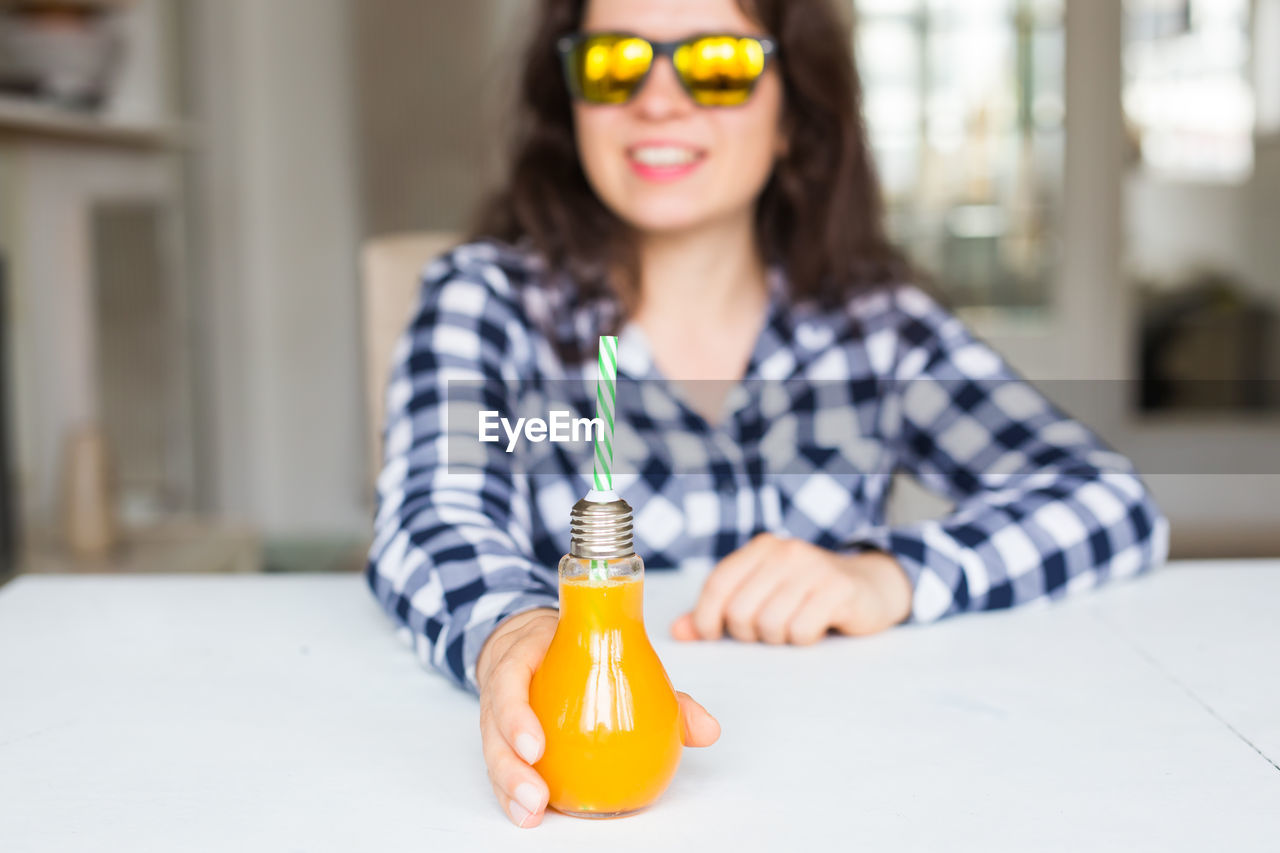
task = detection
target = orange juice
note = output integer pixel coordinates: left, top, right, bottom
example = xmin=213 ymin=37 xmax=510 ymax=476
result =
xmin=528 ymin=574 xmax=683 ymax=817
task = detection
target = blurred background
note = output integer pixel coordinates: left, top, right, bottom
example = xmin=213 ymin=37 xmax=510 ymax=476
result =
xmin=0 ymin=0 xmax=1277 ymax=580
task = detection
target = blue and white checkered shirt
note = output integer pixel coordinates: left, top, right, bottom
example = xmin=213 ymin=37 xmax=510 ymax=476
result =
xmin=366 ymin=239 xmax=1170 ymax=693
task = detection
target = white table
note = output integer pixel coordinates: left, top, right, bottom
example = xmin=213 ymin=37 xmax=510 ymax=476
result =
xmin=1 ymin=562 xmax=1278 ymax=852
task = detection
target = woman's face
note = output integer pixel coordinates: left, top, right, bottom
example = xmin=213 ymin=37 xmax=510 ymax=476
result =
xmin=574 ymin=0 xmax=785 ymax=237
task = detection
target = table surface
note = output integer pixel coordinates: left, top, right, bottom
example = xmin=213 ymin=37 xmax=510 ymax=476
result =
xmin=2 ymin=562 xmax=1278 ymax=852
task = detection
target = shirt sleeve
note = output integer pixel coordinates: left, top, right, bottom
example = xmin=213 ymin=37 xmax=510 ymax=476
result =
xmin=848 ymin=285 xmax=1171 ymax=622
xmin=365 ymin=246 xmax=559 ymax=694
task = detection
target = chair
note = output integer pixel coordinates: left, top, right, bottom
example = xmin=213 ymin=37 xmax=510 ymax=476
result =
xmin=361 ymin=231 xmax=461 ymax=487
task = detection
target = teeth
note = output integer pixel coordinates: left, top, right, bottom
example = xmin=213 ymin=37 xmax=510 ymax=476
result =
xmin=630 ymin=146 xmax=700 ymax=167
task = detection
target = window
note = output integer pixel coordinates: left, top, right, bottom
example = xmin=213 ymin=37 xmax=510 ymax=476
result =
xmin=1123 ymin=0 xmax=1255 ymax=183
xmin=854 ymin=0 xmax=1066 ymax=309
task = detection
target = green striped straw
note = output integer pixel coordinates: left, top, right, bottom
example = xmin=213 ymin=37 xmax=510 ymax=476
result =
xmin=592 ymin=335 xmax=618 ymax=493
xmin=589 ymin=335 xmax=618 ymax=582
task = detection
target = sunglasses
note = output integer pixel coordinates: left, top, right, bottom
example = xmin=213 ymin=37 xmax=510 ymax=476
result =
xmin=557 ymin=32 xmax=778 ymax=108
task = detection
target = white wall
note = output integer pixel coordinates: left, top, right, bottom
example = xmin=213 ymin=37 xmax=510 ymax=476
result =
xmin=186 ymin=0 xmax=367 ymax=539
xmin=1126 ymin=140 xmax=1280 ymax=304
xmin=353 ymin=0 xmax=521 ymax=235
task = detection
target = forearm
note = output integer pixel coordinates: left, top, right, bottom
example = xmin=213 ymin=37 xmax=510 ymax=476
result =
xmin=366 ymin=529 xmax=558 ymax=693
xmin=368 ymin=455 xmax=558 ymax=691
xmin=850 ymin=470 xmax=1169 ymax=622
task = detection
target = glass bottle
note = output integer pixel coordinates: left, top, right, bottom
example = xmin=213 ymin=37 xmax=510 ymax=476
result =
xmin=528 ymin=493 xmax=684 ymax=818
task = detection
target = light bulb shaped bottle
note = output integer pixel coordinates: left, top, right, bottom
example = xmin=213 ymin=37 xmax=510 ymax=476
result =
xmin=528 ymin=493 xmax=683 ymax=818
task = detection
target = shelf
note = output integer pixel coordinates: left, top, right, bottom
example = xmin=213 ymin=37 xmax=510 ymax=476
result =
xmin=1130 ymin=410 xmax=1280 ymax=430
xmin=0 ymin=95 xmax=184 ymax=149
xmin=18 ymin=519 xmax=263 ymax=575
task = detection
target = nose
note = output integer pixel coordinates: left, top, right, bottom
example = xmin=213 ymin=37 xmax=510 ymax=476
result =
xmin=630 ymin=55 xmax=695 ymax=121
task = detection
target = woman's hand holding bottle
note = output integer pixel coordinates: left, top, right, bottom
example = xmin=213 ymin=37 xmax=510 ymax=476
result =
xmin=476 ymin=609 xmax=558 ymax=829
xmin=476 ymin=608 xmax=721 ymax=828
xmin=670 ymin=533 xmax=914 ymax=644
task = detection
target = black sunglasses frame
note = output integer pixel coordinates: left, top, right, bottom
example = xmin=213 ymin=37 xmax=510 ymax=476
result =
xmin=556 ymin=31 xmax=780 ymax=107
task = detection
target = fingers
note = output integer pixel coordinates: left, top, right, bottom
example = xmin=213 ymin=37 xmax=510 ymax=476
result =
xmin=788 ymin=585 xmax=841 ymax=645
xmin=754 ymin=572 xmax=820 ymax=645
xmin=722 ymin=561 xmax=792 ymax=643
xmin=479 ymin=633 xmax=551 ymax=828
xmin=691 ymin=533 xmax=778 ymax=640
xmin=670 ymin=611 xmax=699 ymax=641
xmin=682 ymin=538 xmax=898 ymax=646
xmin=483 ymin=740 xmax=548 ymax=828
xmin=487 ymin=654 xmax=545 ymax=764
xmin=676 ymin=691 xmax=721 ymax=748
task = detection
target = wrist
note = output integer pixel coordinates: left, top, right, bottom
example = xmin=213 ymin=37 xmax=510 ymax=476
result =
xmin=861 ymin=550 xmax=913 ymax=624
xmin=476 ymin=607 xmax=558 ymax=690
xmin=838 ymin=549 xmax=913 ymax=627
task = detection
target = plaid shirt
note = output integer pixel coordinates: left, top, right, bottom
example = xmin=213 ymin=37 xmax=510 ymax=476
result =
xmin=366 ymin=239 xmax=1170 ymax=693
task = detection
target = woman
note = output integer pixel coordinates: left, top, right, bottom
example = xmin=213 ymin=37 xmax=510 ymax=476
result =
xmin=367 ymin=0 xmax=1169 ymax=829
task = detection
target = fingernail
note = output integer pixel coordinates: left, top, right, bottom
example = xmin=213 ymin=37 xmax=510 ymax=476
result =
xmin=514 ymin=732 xmax=540 ymax=764
xmin=508 ymin=798 xmax=531 ymax=827
xmin=513 ymin=781 xmax=541 ymax=815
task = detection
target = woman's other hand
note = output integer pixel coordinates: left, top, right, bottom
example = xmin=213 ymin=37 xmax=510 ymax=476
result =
xmin=670 ymin=534 xmax=913 ymax=644
xmin=477 ymin=608 xmax=721 ymax=828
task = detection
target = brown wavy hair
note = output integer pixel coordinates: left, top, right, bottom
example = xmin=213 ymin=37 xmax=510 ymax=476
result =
xmin=472 ymin=0 xmax=912 ymax=322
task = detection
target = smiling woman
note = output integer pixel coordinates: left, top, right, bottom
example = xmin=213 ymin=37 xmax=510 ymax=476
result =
xmin=365 ymin=0 xmax=1170 ymax=831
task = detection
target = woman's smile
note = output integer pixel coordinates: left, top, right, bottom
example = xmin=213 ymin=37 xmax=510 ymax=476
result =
xmin=625 ymin=140 xmax=708 ymax=182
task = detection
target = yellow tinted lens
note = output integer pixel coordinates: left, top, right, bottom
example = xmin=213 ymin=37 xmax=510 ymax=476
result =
xmin=573 ymin=36 xmax=653 ymax=104
xmin=674 ymin=36 xmax=767 ymax=106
